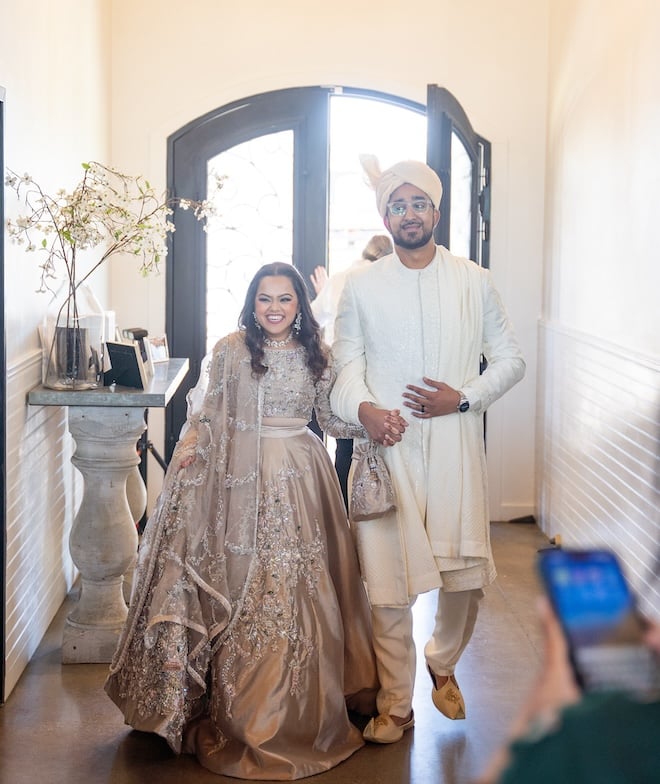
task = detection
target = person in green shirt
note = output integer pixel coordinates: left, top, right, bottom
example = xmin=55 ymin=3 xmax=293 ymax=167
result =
xmin=477 ymin=598 xmax=660 ymax=784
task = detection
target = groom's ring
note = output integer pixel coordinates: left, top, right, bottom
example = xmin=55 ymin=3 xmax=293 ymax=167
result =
xmin=421 ymin=405 xmax=425 ymax=413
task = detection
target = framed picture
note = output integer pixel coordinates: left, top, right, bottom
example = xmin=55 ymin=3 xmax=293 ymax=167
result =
xmin=145 ymin=334 xmax=169 ymax=363
xmin=104 ymin=340 xmax=152 ymax=389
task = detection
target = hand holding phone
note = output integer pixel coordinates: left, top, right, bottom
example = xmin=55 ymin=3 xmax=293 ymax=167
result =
xmin=537 ymin=548 xmax=660 ymax=700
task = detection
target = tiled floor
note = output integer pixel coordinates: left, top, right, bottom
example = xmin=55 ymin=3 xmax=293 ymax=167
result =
xmin=0 ymin=521 xmax=550 ymax=784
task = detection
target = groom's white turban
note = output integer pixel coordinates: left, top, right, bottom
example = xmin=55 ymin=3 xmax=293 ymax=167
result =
xmin=359 ymin=154 xmax=443 ymax=218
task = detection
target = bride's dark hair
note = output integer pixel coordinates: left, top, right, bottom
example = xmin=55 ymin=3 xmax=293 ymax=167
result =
xmin=239 ymin=262 xmax=327 ymax=380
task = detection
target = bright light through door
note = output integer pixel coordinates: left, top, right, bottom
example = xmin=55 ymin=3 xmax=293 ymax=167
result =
xmin=328 ymin=94 xmax=426 ymax=277
xmin=205 ymin=131 xmax=294 ymax=351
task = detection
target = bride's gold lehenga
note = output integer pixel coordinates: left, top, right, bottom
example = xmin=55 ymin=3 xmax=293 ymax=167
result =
xmin=105 ymin=333 xmax=378 ymax=780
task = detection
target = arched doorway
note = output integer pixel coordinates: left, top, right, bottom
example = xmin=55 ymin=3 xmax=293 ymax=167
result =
xmin=165 ymin=85 xmax=490 ymax=456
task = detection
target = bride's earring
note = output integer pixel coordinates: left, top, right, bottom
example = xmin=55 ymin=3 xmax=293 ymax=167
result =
xmin=253 ymin=311 xmax=262 ymax=330
xmin=293 ymin=311 xmax=302 ymax=334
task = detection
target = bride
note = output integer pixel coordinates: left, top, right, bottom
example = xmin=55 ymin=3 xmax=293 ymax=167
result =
xmin=105 ymin=262 xmax=378 ymax=780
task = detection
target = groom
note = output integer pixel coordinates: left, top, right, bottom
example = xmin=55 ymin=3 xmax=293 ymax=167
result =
xmin=330 ymin=156 xmax=525 ymax=743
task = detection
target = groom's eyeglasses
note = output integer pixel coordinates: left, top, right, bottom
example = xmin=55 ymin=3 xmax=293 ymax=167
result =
xmin=387 ymin=199 xmax=434 ymax=216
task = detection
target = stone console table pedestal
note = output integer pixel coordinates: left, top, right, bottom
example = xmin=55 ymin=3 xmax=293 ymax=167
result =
xmin=28 ymin=358 xmax=189 ymax=663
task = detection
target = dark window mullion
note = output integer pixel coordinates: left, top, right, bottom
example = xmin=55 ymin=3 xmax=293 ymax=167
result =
xmin=293 ymin=88 xmax=330 ymax=295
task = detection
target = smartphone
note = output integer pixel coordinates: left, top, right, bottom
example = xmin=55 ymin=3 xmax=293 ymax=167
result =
xmin=537 ymin=548 xmax=660 ymax=699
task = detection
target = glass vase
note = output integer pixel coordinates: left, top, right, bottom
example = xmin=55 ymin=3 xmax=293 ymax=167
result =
xmin=40 ymin=282 xmax=105 ymax=390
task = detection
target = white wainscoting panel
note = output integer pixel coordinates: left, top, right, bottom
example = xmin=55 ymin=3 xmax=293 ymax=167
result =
xmin=4 ymin=351 xmax=78 ymax=697
xmin=537 ymin=321 xmax=659 ymax=619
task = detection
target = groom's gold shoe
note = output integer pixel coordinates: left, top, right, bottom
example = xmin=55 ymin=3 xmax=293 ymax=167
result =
xmin=363 ymin=710 xmax=415 ymax=744
xmin=428 ymin=667 xmax=466 ymax=720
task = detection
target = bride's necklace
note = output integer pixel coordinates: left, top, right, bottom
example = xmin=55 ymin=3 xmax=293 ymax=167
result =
xmin=263 ymin=331 xmax=294 ymax=348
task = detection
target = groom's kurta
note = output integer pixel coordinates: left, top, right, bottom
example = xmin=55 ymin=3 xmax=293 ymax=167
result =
xmin=331 ymin=247 xmax=525 ymax=606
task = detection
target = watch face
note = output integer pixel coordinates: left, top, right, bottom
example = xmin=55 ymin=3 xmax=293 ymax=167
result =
xmin=459 ymin=400 xmax=470 ymax=412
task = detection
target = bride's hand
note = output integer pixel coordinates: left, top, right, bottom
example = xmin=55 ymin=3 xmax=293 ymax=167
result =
xmin=175 ymin=434 xmax=198 ymax=468
xmin=179 ymin=452 xmax=196 ymax=468
xmin=358 ymin=402 xmax=408 ymax=446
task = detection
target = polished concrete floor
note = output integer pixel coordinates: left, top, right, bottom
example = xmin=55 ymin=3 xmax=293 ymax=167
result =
xmin=0 ymin=521 xmax=550 ymax=784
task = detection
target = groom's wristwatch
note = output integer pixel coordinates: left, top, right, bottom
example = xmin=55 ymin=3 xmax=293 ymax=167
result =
xmin=457 ymin=391 xmax=470 ymax=413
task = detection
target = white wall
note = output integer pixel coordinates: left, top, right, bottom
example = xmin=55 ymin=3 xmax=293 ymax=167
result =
xmin=1 ymin=0 xmax=111 ymax=696
xmin=539 ymin=0 xmax=660 ymax=618
xmin=109 ymin=0 xmax=548 ymax=521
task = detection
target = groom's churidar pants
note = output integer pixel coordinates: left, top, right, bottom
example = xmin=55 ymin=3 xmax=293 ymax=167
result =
xmin=370 ymin=587 xmax=483 ymax=718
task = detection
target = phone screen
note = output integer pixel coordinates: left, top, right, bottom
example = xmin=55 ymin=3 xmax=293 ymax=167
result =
xmin=538 ymin=548 xmax=659 ymax=699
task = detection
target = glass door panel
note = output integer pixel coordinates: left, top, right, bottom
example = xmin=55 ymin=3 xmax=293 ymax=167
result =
xmin=205 ymin=131 xmax=293 ymax=351
xmin=450 ymin=130 xmax=473 ymax=259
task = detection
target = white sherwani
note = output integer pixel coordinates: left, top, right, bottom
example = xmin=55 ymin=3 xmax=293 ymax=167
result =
xmin=331 ymin=246 xmax=525 ymax=607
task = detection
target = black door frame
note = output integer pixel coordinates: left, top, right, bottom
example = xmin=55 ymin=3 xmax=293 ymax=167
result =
xmin=427 ymin=84 xmax=491 ymax=267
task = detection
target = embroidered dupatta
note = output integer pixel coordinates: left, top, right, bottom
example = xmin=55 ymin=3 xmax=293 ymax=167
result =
xmin=105 ymin=333 xmax=263 ymax=750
